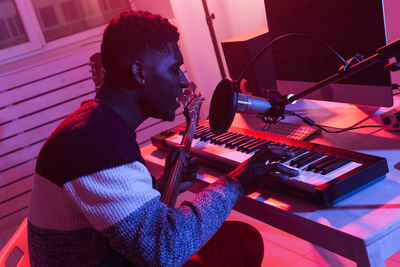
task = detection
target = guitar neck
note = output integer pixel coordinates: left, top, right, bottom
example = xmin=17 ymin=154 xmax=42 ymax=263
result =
xmin=160 ymin=84 xmax=203 ymax=208
xmin=161 ymin=120 xmax=198 ymax=208
xmin=181 ymin=120 xmax=197 ymax=151
xmin=161 ymin=152 xmax=187 ymax=207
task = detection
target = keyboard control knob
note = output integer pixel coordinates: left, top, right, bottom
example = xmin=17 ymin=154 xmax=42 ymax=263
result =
xmin=382 ymin=117 xmax=391 ymax=125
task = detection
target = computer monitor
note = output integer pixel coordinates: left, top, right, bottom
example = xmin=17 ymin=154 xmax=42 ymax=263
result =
xmin=264 ymin=0 xmax=393 ymax=107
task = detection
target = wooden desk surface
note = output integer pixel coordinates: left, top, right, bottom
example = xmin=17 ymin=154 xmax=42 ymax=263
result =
xmin=141 ymin=97 xmax=400 ymax=266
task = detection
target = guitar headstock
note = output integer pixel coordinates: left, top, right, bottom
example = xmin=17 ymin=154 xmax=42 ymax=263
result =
xmin=89 ymin=52 xmax=104 ymax=93
xmin=180 ymin=82 xmax=204 ymax=123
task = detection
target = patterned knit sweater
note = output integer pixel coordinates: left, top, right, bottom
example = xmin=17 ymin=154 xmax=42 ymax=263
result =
xmin=28 ymin=99 xmax=243 ymax=267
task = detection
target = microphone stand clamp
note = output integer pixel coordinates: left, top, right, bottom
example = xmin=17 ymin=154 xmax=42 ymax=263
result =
xmin=262 ymin=91 xmax=287 ymax=124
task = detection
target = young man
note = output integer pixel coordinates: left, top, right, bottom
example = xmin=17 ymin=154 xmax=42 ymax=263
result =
xmin=28 ymin=10 xmax=298 ymax=266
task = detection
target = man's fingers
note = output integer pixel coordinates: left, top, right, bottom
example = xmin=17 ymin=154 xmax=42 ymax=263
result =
xmin=183 ymin=157 xmax=199 ymax=171
xmin=266 ymin=162 xmax=299 ymax=177
xmin=253 ymin=146 xmax=295 ymax=162
xmin=167 ymin=147 xmax=182 ymax=164
xmin=182 ymin=156 xmax=199 ymax=183
xmin=184 ymin=156 xmax=199 ymax=166
xmin=179 ymin=181 xmax=195 ymax=193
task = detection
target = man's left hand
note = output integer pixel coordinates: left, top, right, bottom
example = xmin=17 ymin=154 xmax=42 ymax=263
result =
xmin=159 ymin=148 xmax=199 ymax=194
xmin=179 ymin=153 xmax=199 ymax=192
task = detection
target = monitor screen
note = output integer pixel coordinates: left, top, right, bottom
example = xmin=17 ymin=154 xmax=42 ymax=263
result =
xmin=264 ymin=0 xmax=393 ymax=107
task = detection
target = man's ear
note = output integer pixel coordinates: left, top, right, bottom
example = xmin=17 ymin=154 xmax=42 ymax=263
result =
xmin=131 ymin=60 xmax=146 ymax=86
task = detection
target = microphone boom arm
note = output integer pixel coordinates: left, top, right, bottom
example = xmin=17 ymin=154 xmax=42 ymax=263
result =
xmin=285 ymin=38 xmax=400 ymax=105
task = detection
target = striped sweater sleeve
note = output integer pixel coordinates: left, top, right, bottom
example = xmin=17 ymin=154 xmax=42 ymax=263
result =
xmin=63 ymin=161 xmax=242 ymax=266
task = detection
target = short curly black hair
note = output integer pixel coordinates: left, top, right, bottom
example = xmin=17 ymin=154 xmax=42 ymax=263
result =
xmin=100 ymin=10 xmax=179 ymax=87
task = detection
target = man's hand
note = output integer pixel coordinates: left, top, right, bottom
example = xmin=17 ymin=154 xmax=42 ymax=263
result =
xmin=158 ymin=147 xmax=199 ymax=194
xmin=227 ymin=145 xmax=299 ymax=195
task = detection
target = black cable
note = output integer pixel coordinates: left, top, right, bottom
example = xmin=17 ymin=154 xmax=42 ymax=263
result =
xmin=284 ymin=110 xmax=382 ymax=133
xmin=314 ymin=124 xmax=381 ymax=134
xmin=237 ymin=33 xmax=347 ymax=83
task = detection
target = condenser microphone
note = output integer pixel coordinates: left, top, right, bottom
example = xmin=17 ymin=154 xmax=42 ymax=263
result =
xmin=209 ymin=78 xmax=275 ymax=135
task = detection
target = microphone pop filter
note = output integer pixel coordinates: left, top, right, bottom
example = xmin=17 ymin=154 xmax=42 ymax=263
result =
xmin=209 ymin=78 xmax=238 ymax=135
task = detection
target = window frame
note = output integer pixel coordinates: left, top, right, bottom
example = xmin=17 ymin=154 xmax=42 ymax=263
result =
xmin=0 ymin=0 xmax=45 ymax=64
xmin=0 ymin=0 xmax=135 ymax=65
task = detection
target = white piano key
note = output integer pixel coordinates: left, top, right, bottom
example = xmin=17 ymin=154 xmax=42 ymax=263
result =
xmin=282 ymin=161 xmax=362 ymax=192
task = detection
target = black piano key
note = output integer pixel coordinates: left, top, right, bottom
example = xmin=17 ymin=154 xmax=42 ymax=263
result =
xmin=322 ymin=159 xmax=352 ymax=175
xmin=221 ymin=133 xmax=243 ymax=145
xmin=307 ymin=155 xmax=336 ymax=171
xmin=290 ymin=151 xmax=317 ymax=166
xmin=290 ymin=147 xmax=307 ymax=155
xmin=225 ymin=134 xmax=247 ymax=148
xmin=228 ymin=136 xmax=254 ymax=149
xmin=237 ymin=138 xmax=260 ymax=151
xmin=196 ymin=128 xmax=211 ymax=139
xmin=218 ymin=132 xmax=238 ymax=142
xmin=294 ymin=151 xmax=318 ymax=162
xmin=234 ymin=137 xmax=256 ymax=149
xmin=197 ymin=129 xmax=212 ymax=139
xmin=243 ymin=140 xmax=266 ymax=153
xmin=207 ymin=135 xmax=222 ymax=143
xmin=279 ymin=146 xmax=297 ymax=162
xmin=195 ymin=125 xmax=207 ymax=132
xmin=213 ymin=132 xmax=236 ymax=144
xmin=224 ymin=134 xmax=245 ymax=147
xmin=294 ymin=148 xmax=308 ymax=156
xmin=202 ymin=132 xmax=217 ymax=141
xmin=290 ymin=147 xmax=301 ymax=152
xmin=195 ymin=125 xmax=206 ymax=132
xmin=273 ymin=142 xmax=285 ymax=147
xmin=200 ymin=131 xmax=215 ymax=141
xmin=314 ymin=157 xmax=343 ymax=172
xmin=296 ymin=153 xmax=326 ymax=168
xmin=209 ymin=132 xmax=230 ymax=144
xmin=280 ymin=144 xmax=291 ymax=149
xmin=211 ymin=132 xmax=231 ymax=144
xmin=281 ymin=148 xmax=304 ymax=162
xmin=290 ymin=151 xmax=316 ymax=166
xmin=247 ymin=140 xmax=272 ymax=153
xmin=240 ymin=139 xmax=265 ymax=152
xmin=235 ymin=138 xmax=255 ymax=151
xmin=194 ymin=126 xmax=207 ymax=134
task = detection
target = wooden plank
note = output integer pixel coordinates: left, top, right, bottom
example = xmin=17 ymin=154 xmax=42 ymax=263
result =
xmin=1 ymin=119 xmax=62 ymax=158
xmin=0 ymin=44 xmax=99 ymax=90
xmin=0 ymin=206 xmax=28 ymax=230
xmin=0 ymin=141 xmax=44 ymax=174
xmin=0 ymin=65 xmax=92 ymax=108
xmin=0 ymin=79 xmax=94 ymax=123
xmin=0 ymin=160 xmax=35 ymax=187
xmin=0 ymin=191 xmax=31 ymax=219
xmin=0 ymin=175 xmax=33 ymax=203
xmin=0 ymin=92 xmax=94 ymax=139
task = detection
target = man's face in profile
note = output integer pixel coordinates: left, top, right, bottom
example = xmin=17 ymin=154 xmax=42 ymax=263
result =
xmin=139 ymin=42 xmax=189 ymax=121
